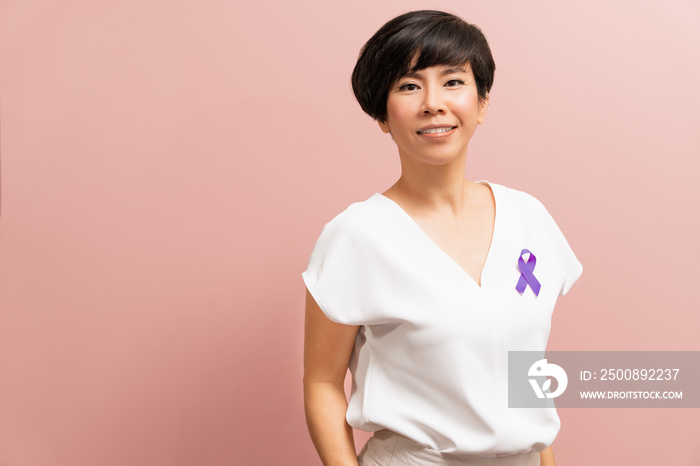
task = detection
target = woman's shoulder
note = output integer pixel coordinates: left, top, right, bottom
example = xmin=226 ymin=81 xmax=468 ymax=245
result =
xmin=486 ymin=181 xmax=548 ymax=212
xmin=315 ymin=193 xmax=386 ymax=238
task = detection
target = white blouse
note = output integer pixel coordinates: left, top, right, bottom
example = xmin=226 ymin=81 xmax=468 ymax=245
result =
xmin=301 ymin=181 xmax=583 ymax=456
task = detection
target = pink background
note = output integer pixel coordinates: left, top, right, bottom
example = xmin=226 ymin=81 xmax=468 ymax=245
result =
xmin=1 ymin=1 xmax=698 ymax=465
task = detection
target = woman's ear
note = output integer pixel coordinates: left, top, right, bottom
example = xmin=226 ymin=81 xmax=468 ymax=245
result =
xmin=477 ymin=94 xmax=490 ymax=125
xmin=377 ymin=118 xmax=391 ymax=134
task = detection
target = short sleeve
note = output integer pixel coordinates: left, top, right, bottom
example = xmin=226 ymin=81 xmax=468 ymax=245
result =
xmin=539 ymin=203 xmax=583 ymax=296
xmin=301 ymin=215 xmax=377 ymax=325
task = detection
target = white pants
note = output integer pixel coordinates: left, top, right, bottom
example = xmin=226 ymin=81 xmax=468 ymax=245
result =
xmin=357 ymin=429 xmax=541 ymax=466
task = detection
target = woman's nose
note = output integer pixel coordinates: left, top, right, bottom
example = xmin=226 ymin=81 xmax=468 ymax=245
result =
xmin=421 ymin=86 xmax=445 ymax=114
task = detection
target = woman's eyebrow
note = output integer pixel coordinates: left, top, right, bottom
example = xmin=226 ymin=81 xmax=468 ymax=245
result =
xmin=402 ymin=67 xmax=468 ymax=78
xmin=441 ymin=67 xmax=468 ymax=75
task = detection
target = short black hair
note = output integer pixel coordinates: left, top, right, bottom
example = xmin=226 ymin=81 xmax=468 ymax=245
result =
xmin=351 ymin=10 xmax=496 ymax=123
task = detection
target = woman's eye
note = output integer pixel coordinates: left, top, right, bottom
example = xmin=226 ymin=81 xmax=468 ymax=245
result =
xmin=398 ymin=83 xmax=419 ymax=91
xmin=446 ymin=79 xmax=465 ymax=87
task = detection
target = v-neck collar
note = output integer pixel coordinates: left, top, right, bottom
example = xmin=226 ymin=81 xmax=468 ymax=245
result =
xmin=373 ymin=180 xmax=498 ymax=290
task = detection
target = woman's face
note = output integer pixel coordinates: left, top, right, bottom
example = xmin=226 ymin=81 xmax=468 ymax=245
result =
xmin=378 ymin=61 xmax=489 ymax=165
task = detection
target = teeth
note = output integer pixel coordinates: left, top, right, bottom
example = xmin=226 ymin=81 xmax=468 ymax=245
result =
xmin=419 ymin=127 xmax=453 ymax=134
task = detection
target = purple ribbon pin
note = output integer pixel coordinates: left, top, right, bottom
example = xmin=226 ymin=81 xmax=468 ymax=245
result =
xmin=515 ymin=248 xmax=541 ymax=296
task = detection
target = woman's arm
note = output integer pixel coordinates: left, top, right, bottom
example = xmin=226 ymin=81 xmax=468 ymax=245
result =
xmin=539 ymin=445 xmax=556 ymax=466
xmin=303 ymin=288 xmax=361 ymax=466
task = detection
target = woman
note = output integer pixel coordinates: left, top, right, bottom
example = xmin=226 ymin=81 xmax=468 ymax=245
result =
xmin=302 ymin=10 xmax=582 ymax=466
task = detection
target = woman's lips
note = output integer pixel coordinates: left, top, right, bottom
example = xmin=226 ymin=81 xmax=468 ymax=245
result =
xmin=417 ymin=126 xmax=456 ymax=138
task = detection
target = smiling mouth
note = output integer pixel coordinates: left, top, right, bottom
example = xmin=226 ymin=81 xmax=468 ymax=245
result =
xmin=417 ymin=126 xmax=456 ymax=135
